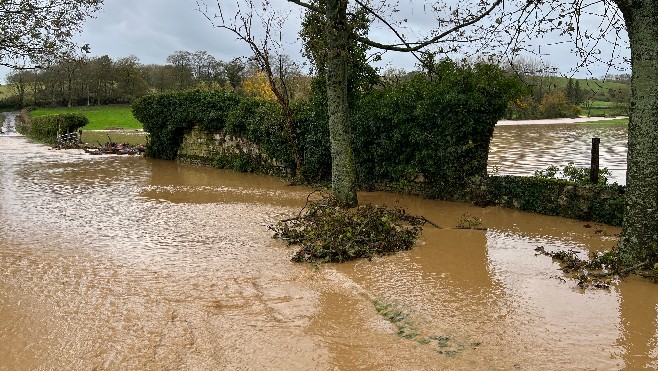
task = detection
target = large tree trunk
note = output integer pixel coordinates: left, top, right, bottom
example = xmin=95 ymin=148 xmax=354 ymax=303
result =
xmin=324 ymin=0 xmax=358 ymax=207
xmin=617 ymin=1 xmax=658 ymax=264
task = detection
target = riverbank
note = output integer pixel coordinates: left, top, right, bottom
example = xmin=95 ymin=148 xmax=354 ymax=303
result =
xmin=497 ymin=116 xmax=628 ymax=126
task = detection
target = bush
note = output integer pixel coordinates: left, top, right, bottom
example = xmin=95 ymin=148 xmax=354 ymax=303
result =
xmin=226 ymin=97 xmax=295 ymax=171
xmin=132 ymin=60 xmax=524 ymax=195
xmin=352 ymin=60 xmax=524 ymax=197
xmin=22 ymin=113 xmax=88 ymax=144
xmin=132 ymin=89 xmax=240 ymax=160
xmin=293 ymin=100 xmax=331 ymax=183
xmin=540 ymin=90 xmax=575 ymax=118
xmin=534 ymin=161 xmax=612 ymax=185
xmin=478 ymin=175 xmax=625 ymax=226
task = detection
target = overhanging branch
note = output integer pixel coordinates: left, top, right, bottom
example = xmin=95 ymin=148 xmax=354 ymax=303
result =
xmin=355 ymin=0 xmax=503 ymax=52
xmin=286 ymin=0 xmax=321 ymax=13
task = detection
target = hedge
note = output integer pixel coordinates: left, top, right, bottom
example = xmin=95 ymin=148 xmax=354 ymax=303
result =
xmin=132 ymin=60 xmax=524 ymax=194
xmin=20 ymin=113 xmax=88 ymax=144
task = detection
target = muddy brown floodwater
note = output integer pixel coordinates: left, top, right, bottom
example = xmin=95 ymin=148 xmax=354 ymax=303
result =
xmin=1 ymin=135 xmax=657 ymax=370
xmin=489 ymin=123 xmax=628 ymax=185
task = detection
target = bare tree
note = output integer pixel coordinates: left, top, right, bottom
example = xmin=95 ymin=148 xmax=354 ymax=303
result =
xmin=197 ymin=0 xmax=304 ymax=176
xmin=0 ymin=0 xmax=103 ymax=69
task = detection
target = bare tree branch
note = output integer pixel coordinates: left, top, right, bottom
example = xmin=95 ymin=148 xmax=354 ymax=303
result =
xmin=286 ymin=0 xmax=321 ymax=13
xmin=353 ymin=0 xmax=503 ymax=52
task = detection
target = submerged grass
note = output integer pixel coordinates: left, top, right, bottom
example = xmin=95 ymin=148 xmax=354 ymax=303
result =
xmin=372 ymin=297 xmax=481 ymax=356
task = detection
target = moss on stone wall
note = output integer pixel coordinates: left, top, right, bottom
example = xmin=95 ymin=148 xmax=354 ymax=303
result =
xmin=177 ymin=126 xmax=289 ymax=177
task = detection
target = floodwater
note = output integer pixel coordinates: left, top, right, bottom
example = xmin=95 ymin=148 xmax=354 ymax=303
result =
xmin=2 ymin=123 xmax=657 ymax=370
xmin=1 ymin=112 xmax=19 ymax=136
xmin=489 ymin=123 xmax=628 ymax=185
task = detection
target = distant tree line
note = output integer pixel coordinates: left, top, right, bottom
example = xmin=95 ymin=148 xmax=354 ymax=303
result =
xmin=1 ymin=50 xmax=310 ymax=109
xmin=504 ymin=58 xmax=631 ymax=119
xmin=2 ymin=50 xmax=630 ymax=122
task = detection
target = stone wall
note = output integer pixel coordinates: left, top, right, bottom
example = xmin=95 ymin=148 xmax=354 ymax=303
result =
xmin=177 ymin=126 xmax=288 ymax=176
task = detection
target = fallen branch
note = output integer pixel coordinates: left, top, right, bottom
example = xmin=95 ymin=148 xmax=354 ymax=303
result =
xmin=270 ymin=194 xmax=426 ymax=263
xmin=589 ymin=260 xmax=650 ymax=278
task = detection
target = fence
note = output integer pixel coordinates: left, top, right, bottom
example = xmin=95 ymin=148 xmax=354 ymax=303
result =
xmin=55 ymin=131 xmax=81 ymax=148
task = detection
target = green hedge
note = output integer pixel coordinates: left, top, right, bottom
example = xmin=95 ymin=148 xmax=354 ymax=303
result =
xmin=132 ymin=61 xmax=524 ymax=194
xmin=132 ymin=89 xmax=240 ymax=160
xmin=472 ymin=175 xmax=625 ymax=226
xmin=352 ymin=61 xmax=524 ymax=197
xmin=21 ymin=113 xmax=88 ymax=144
xmin=133 ymin=89 xmax=307 ymax=174
xmin=226 ymin=97 xmax=296 ymax=171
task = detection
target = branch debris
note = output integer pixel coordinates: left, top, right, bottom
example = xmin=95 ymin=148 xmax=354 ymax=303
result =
xmin=269 ymin=192 xmax=437 ymax=263
xmin=534 ymin=245 xmax=651 ymax=289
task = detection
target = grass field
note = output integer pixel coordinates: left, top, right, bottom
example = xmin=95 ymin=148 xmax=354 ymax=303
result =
xmin=580 ymin=118 xmax=629 ymax=124
xmin=580 ymin=100 xmax=628 ymax=117
xmin=551 ymin=76 xmax=629 ymax=92
xmin=30 ymin=105 xmax=142 ymax=130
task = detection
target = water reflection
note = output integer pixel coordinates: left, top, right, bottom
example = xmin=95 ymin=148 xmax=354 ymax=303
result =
xmin=489 ymin=123 xmax=628 ymax=185
xmin=1 ymin=135 xmax=656 ymax=370
xmin=617 ymin=278 xmax=658 ymax=369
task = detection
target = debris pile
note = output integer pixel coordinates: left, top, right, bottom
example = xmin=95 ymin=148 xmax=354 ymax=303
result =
xmin=82 ymin=141 xmax=145 ymax=155
xmin=53 ymin=132 xmax=145 ymax=155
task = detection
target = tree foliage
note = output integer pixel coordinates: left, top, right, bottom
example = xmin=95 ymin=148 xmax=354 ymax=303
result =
xmin=0 ymin=0 xmax=103 ymax=68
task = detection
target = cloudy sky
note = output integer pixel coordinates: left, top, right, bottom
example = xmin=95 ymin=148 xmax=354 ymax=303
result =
xmin=2 ymin=0 xmax=631 ymax=82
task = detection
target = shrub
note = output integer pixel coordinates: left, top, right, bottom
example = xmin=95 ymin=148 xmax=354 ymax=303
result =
xmin=132 ymin=89 xmax=240 ymax=159
xmin=352 ymin=60 xmax=524 ymax=197
xmin=132 ymin=60 xmax=524 ymax=195
xmin=226 ymin=97 xmax=294 ymax=170
xmin=534 ymin=161 xmax=612 ymax=185
xmin=479 ymin=175 xmax=625 ymax=226
xmin=540 ymin=90 xmax=574 ymax=118
xmin=22 ymin=113 xmax=88 ymax=144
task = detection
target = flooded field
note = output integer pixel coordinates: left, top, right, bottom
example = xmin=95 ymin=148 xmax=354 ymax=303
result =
xmin=489 ymin=123 xmax=628 ymax=185
xmin=1 ymin=127 xmax=655 ymax=370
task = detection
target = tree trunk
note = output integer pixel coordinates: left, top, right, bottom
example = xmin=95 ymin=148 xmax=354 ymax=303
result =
xmin=618 ymin=1 xmax=658 ymax=264
xmin=324 ymin=0 xmax=358 ymax=207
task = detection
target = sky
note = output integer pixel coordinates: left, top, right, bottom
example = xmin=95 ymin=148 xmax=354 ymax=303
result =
xmin=1 ymin=0 xmax=631 ymax=83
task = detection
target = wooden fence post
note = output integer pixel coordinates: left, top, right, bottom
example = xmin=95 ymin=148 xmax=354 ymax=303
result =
xmin=590 ymin=137 xmax=600 ymax=184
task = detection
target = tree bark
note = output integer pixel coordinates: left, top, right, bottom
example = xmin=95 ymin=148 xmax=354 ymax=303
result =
xmin=617 ymin=1 xmax=658 ymax=263
xmin=324 ymin=0 xmax=358 ymax=207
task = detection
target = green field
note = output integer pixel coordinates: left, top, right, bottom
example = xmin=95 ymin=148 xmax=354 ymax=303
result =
xmin=580 ymin=100 xmax=628 ymax=117
xmin=30 ymin=105 xmax=142 ymax=130
xmin=0 ymin=84 xmax=13 ymax=96
xmin=551 ymin=76 xmax=629 ymax=92
xmin=580 ymin=117 xmax=629 ymax=124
